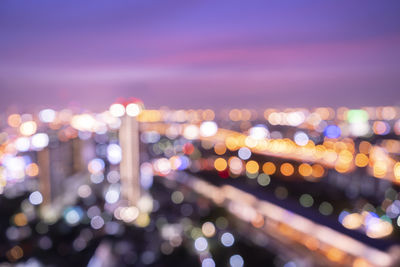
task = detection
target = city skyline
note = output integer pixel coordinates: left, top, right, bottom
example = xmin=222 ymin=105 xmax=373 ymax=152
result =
xmin=2 ymin=2 xmax=400 ymax=266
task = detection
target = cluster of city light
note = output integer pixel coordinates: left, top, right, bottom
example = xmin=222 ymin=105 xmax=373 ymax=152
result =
xmin=213 ymin=156 xmax=326 ymax=180
xmin=140 ymin=112 xmax=400 ymax=266
xmin=109 ymin=99 xmax=144 ymax=118
xmin=121 ymin=107 xmax=392 ymax=127
xmin=140 ymin=106 xmax=400 ymax=140
xmin=169 ymin=196 xmax=241 ymax=267
xmin=7 ymin=108 xmax=76 ymax=132
xmin=1 ymin=102 xmax=400 ymax=266
xmin=113 ymin=200 xmax=152 ymax=228
xmin=107 ymin=103 xmax=400 ymax=184
xmin=142 ymin=123 xmax=357 ymax=173
xmin=81 ymin=159 xmax=154 ymax=231
xmin=70 ymin=111 xmax=122 ymax=133
xmin=340 ymin=211 xmax=393 ymax=238
xmin=0 ymin=155 xmax=40 ymax=189
xmin=152 ymin=155 xmax=191 ymax=176
xmin=171 ymin=174 xmax=394 ymax=267
xmin=352 ymin=140 xmax=400 ymax=183
xmin=0 ymin=107 xmax=110 ymax=192
xmin=209 ymin=130 xmax=354 ymax=174
xmin=141 ymin=118 xmax=400 ymax=184
xmin=134 ymin=104 xmax=400 ymax=185
xmin=339 ymin=187 xmax=400 ymax=240
xmin=157 ymin=202 xmax=240 ymax=267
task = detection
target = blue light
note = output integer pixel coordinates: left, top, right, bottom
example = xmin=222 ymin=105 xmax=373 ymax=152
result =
xmin=338 ymin=210 xmax=349 ymax=223
xmin=178 ymin=156 xmax=190 ymax=170
xmin=63 ymin=206 xmax=83 ymax=226
xmin=324 ymin=125 xmax=341 ymax=139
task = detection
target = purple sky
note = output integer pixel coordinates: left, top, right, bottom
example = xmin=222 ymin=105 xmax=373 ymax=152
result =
xmin=1 ymin=0 xmax=400 ymax=111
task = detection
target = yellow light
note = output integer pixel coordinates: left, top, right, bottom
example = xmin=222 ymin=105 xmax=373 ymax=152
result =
xmin=225 ymin=136 xmax=239 ymax=151
xmin=251 ymin=213 xmax=264 ymax=228
xmin=256 ymin=139 xmax=268 ymax=150
xmin=119 ymin=206 xmax=139 ymax=223
xmin=304 ymin=237 xmax=319 ymax=251
xmin=366 ymin=221 xmax=393 ymax=238
xmin=135 ymin=213 xmax=150 ymax=227
xmin=202 ymin=222 xmax=216 ymax=237
xmin=14 ymin=213 xmax=27 ymax=227
xmin=381 ymin=106 xmax=396 ymax=120
xmin=326 ymin=247 xmax=344 ymax=262
xmin=359 ymin=141 xmax=371 ymax=154
xmin=246 ymin=160 xmax=259 ymax=174
xmin=334 ymin=141 xmax=347 ymax=152
xmin=137 ymin=110 xmax=162 ymax=122
xmin=262 ymin=162 xmax=276 ymax=175
xmin=214 ymin=143 xmax=226 ymax=155
xmin=280 ymin=163 xmax=294 ymax=176
xmin=324 ymin=149 xmax=338 ymax=163
xmin=8 ymin=114 xmax=21 ymax=127
xmin=337 ymin=150 xmax=353 ymax=164
xmin=202 ymin=109 xmax=215 ymax=121
xmin=314 ymin=145 xmax=326 ymax=157
xmin=394 ymin=162 xmax=400 ymax=181
xmin=342 ymin=213 xmax=362 ymax=229
xmin=229 ymin=109 xmax=241 ymax=121
xmin=241 ymin=109 xmax=251 ymax=121
xmin=244 ymin=136 xmax=258 ymax=148
xmin=315 ymin=107 xmax=332 ymax=120
xmin=25 ymin=163 xmax=39 ymax=177
xmin=336 ymin=107 xmax=348 ymax=121
xmin=268 ymin=112 xmax=282 ymax=125
xmin=373 ymin=161 xmax=387 ymax=178
xmin=312 ymin=164 xmax=325 ymax=178
xmin=355 ymin=153 xmax=369 ymax=168
xmin=263 ymin=109 xmax=275 ymax=120
xmin=19 ymin=121 xmax=37 ymax=136
xmin=335 ymin=162 xmax=351 ymax=173
xmin=353 ymin=258 xmax=371 ymax=267
xmin=7 ymin=245 xmax=23 ymax=261
xmin=298 ymin=163 xmax=312 ymax=177
xmin=214 ymin=158 xmax=227 ymax=171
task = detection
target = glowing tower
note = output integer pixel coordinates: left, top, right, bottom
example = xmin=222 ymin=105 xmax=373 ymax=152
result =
xmin=110 ymin=98 xmax=144 ymax=206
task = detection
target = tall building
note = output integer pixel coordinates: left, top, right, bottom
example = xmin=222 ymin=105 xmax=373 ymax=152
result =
xmin=111 ymin=98 xmax=144 ymax=206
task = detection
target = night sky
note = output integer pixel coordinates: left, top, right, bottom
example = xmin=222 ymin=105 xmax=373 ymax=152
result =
xmin=1 ymin=0 xmax=400 ymax=111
